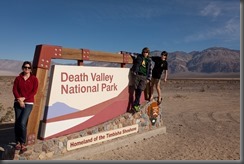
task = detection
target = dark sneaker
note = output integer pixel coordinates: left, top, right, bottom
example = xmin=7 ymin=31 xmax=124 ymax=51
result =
xmin=15 ymin=143 xmax=21 ymax=150
xmin=133 ymin=105 xmax=140 ymax=112
xmin=20 ymin=144 xmax=27 ymax=153
xmin=157 ymin=98 xmax=162 ymax=105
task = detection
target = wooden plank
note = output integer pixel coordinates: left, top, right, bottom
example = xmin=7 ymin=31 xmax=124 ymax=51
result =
xmin=26 ymin=68 xmax=49 ymax=145
xmin=60 ymin=48 xmax=81 ymax=60
xmin=89 ymin=50 xmax=122 ymax=63
xmin=56 ymin=47 xmax=133 ymax=64
xmin=89 ymin=50 xmax=133 ymax=64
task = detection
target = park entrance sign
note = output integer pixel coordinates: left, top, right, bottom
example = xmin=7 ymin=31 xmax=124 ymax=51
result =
xmin=40 ymin=65 xmax=130 ymax=139
xmin=26 ymin=44 xmax=135 ymax=145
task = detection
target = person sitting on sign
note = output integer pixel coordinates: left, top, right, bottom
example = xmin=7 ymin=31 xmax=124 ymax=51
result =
xmin=130 ymin=47 xmax=152 ymax=112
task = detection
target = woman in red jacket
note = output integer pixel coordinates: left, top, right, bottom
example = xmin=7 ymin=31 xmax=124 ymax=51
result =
xmin=12 ymin=61 xmax=38 ymax=152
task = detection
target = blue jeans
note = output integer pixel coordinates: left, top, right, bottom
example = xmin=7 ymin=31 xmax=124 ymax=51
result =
xmin=14 ymin=102 xmax=33 ymax=144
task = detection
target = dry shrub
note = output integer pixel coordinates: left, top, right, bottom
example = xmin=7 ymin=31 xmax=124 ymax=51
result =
xmin=200 ymin=87 xmax=205 ymax=92
xmin=0 ymin=104 xmax=14 ymax=123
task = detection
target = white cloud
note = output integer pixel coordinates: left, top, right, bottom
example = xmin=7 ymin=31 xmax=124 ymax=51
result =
xmin=200 ymin=1 xmax=239 ymax=19
xmin=225 ymin=17 xmax=240 ymax=33
xmin=184 ymin=17 xmax=240 ymax=43
xmin=200 ymin=2 xmax=221 ymax=18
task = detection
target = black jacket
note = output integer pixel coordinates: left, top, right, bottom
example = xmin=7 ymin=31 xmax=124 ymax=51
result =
xmin=130 ymin=54 xmax=152 ymax=80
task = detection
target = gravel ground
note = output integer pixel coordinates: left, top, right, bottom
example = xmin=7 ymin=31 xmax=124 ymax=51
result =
xmin=0 ymin=77 xmax=241 ymax=161
xmin=81 ymin=79 xmax=241 ymax=160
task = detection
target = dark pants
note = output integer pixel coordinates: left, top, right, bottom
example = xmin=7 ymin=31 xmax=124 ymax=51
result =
xmin=133 ymin=74 xmax=147 ymax=106
xmin=133 ymin=89 xmax=143 ymax=106
xmin=14 ymin=102 xmax=33 ymax=144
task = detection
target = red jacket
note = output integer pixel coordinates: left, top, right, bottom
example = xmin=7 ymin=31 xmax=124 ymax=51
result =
xmin=12 ymin=73 xmax=38 ymax=103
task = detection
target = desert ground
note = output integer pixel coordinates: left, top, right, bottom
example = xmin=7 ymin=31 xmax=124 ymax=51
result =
xmin=0 ymin=76 xmax=240 ymax=160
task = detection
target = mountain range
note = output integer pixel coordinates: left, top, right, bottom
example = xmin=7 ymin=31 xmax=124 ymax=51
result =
xmin=0 ymin=47 xmax=240 ymax=78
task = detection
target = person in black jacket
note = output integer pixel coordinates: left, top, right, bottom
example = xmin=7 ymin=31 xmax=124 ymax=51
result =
xmin=130 ymin=47 xmax=152 ymax=112
xmin=149 ymin=51 xmax=168 ymax=105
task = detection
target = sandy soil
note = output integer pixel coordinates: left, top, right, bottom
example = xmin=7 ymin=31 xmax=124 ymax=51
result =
xmin=0 ymin=76 xmax=15 ymax=123
xmin=0 ymin=76 xmax=241 ymax=160
xmin=84 ymin=78 xmax=241 ymax=160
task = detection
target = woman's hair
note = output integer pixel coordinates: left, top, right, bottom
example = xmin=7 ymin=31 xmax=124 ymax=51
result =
xmin=142 ymin=47 xmax=150 ymax=54
xmin=22 ymin=61 xmax=32 ymax=69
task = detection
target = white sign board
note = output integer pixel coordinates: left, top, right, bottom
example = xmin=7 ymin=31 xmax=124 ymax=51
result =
xmin=40 ymin=65 xmax=131 ymax=139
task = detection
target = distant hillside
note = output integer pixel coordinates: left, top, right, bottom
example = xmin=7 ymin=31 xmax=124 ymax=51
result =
xmin=0 ymin=59 xmax=23 ymax=76
xmin=0 ymin=47 xmax=240 ymax=78
xmin=186 ymin=47 xmax=240 ymax=73
xmin=160 ymin=47 xmax=240 ymax=74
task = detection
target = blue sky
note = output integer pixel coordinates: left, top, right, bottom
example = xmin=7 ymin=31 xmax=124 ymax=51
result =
xmin=0 ymin=0 xmax=240 ymax=61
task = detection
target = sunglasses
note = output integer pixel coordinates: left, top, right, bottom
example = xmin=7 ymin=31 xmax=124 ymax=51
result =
xmin=23 ymin=66 xmax=31 ymax=69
